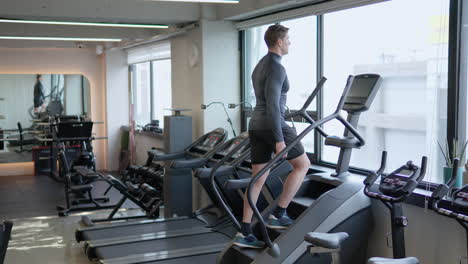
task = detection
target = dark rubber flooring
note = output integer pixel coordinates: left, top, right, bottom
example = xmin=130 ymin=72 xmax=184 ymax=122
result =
xmin=0 ymin=173 xmax=137 ymax=219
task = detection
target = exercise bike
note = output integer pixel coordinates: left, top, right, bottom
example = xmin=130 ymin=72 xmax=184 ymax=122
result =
xmin=304 ymin=151 xmax=423 ymax=264
xmin=431 ymin=158 xmax=468 ymax=263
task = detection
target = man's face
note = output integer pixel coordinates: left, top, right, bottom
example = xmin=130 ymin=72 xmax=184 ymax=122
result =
xmin=278 ymin=33 xmax=291 ymax=55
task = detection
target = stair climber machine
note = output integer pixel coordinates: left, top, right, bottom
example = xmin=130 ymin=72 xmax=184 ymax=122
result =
xmin=302 ymin=151 xmax=425 ymax=264
xmin=216 ymin=73 xmax=382 ymax=264
xmin=75 ymin=133 xmax=256 ymax=263
xmin=431 ymin=158 xmax=468 ymax=263
xmin=79 ymin=128 xmax=228 ymax=226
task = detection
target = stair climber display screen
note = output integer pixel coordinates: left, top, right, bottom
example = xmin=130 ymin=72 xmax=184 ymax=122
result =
xmin=343 ymin=74 xmax=381 ymax=111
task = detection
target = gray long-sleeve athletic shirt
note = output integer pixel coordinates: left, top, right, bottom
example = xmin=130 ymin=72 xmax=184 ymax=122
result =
xmin=249 ymin=52 xmax=289 ymax=142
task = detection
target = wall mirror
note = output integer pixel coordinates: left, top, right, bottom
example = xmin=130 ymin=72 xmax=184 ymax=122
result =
xmin=0 ymin=74 xmax=90 ymax=163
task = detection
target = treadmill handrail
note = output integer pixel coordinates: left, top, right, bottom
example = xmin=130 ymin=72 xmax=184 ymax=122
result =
xmin=150 ymin=127 xmax=228 ymax=163
xmin=208 ymin=137 xmax=251 ymax=231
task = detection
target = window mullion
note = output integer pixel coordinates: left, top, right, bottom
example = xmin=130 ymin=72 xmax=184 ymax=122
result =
xmin=150 ymin=61 xmax=155 ymax=122
xmin=447 ymin=0 xmax=463 ymax=156
xmin=315 ymin=14 xmax=324 ymax=164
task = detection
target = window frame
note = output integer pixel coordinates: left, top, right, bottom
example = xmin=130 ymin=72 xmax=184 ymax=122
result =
xmin=239 ymin=0 xmax=462 ymax=186
xmin=130 ymin=58 xmax=172 ymax=127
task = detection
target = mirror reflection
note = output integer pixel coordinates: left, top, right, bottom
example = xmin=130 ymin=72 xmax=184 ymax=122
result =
xmin=0 ymin=74 xmax=90 ymax=163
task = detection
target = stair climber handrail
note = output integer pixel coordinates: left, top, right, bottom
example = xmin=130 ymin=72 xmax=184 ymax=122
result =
xmin=247 ymin=75 xmax=368 ymax=258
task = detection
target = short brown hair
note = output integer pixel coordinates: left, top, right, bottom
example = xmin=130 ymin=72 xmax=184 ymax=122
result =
xmin=264 ymin=24 xmax=289 ymax=48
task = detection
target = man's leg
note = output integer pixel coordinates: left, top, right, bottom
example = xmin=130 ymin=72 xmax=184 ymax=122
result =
xmin=233 ymin=163 xmax=270 ymax=248
xmin=278 ymin=153 xmax=310 ymax=208
xmin=267 ymin=153 xmax=310 ymax=229
xmin=242 ymin=163 xmax=271 ymax=224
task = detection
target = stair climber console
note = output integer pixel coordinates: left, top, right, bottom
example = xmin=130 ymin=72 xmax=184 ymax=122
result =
xmin=216 ymin=74 xmax=383 ymax=264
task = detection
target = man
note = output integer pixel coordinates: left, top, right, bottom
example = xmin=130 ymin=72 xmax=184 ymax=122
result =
xmin=233 ymin=24 xmax=311 ymax=248
xmin=33 ymin=74 xmax=46 ymax=113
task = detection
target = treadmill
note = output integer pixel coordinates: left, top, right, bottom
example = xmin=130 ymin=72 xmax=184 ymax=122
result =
xmin=79 ymin=128 xmax=228 ymax=226
xmin=87 ymin=132 xmax=293 ymax=264
xmin=76 ymin=133 xmax=251 ymax=260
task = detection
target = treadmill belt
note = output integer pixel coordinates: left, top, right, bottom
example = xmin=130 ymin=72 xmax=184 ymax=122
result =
xmin=83 ymin=218 xmax=204 ymax=241
xmin=95 ymin=232 xmax=229 ymax=260
xmin=145 ymin=253 xmax=218 ymax=264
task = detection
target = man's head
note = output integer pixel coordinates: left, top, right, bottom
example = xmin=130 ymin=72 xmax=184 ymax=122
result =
xmin=36 ymin=74 xmax=42 ymax=82
xmin=264 ymin=24 xmax=290 ymax=55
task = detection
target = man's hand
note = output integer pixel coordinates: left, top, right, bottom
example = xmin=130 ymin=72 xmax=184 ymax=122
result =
xmin=275 ymin=141 xmax=287 ymax=158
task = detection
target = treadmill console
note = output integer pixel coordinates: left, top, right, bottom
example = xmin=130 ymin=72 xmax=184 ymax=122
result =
xmin=212 ymin=133 xmax=249 ymax=161
xmin=195 ymin=132 xmax=224 ymax=152
xmin=379 ymin=161 xmax=419 ymax=197
xmin=342 ymin=74 xmax=382 ymax=113
xmin=187 ymin=128 xmax=227 ymax=157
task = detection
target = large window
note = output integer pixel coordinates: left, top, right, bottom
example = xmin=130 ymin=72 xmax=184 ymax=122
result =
xmin=133 ymin=62 xmax=151 ymax=127
xmin=241 ymin=0 xmax=452 ymax=183
xmin=152 ymin=59 xmax=172 ymax=127
xmin=132 ymin=59 xmax=172 ymax=128
xmin=243 ymin=16 xmax=317 ymax=153
xmin=323 ymin=0 xmax=449 ymax=182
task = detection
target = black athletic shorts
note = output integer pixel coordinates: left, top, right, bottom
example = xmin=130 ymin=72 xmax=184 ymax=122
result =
xmin=249 ymin=125 xmax=305 ymax=165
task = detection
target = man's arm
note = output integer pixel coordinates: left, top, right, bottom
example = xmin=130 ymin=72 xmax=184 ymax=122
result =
xmin=265 ymin=66 xmax=286 ymax=143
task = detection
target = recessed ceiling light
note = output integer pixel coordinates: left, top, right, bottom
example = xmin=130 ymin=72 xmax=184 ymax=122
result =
xmin=145 ymin=0 xmax=238 ymax=3
xmin=0 ymin=19 xmax=168 ymax=29
xmin=0 ymin=36 xmax=122 ymax=42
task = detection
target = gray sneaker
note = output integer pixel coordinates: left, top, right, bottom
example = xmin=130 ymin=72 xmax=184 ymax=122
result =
xmin=233 ymin=232 xmax=266 ymax=249
xmin=266 ymin=214 xmax=293 ymax=230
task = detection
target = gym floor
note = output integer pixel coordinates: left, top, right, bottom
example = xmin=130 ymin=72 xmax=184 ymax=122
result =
xmin=0 ymin=174 xmax=143 ymax=263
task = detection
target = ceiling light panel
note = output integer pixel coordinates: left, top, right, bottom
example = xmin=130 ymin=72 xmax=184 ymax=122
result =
xmin=145 ymin=0 xmax=238 ymax=3
xmin=0 ymin=36 xmax=122 ymax=42
xmin=0 ymin=19 xmax=168 ymax=29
